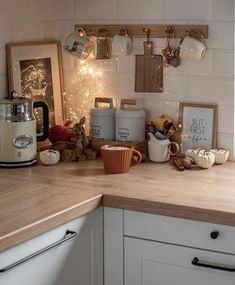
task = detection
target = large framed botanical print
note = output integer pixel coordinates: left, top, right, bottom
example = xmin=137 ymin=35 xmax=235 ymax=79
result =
xmin=7 ymin=41 xmax=64 ymax=128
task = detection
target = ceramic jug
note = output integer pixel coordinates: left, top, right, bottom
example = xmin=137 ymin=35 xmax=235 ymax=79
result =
xmin=148 ymin=133 xmax=179 ymax=162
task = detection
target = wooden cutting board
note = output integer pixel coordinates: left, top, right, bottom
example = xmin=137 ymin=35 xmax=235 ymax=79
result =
xmin=135 ymin=41 xmax=163 ymax=93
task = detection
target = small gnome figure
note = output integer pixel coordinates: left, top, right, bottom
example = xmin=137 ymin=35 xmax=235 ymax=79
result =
xmin=51 ymin=117 xmax=97 ymax=162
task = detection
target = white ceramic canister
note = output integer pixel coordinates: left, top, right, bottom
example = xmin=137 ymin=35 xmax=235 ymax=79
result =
xmin=115 ymin=100 xmax=145 ymax=142
xmin=90 ymin=98 xmax=115 ymax=140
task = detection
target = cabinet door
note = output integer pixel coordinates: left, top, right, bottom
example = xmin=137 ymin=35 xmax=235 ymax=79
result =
xmin=0 ymin=208 xmax=103 ymax=285
xmin=125 ymin=237 xmax=235 ymax=285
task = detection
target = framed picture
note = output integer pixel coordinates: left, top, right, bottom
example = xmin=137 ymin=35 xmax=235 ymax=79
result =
xmin=7 ymin=41 xmax=64 ymax=129
xmin=179 ymin=102 xmax=218 ymax=153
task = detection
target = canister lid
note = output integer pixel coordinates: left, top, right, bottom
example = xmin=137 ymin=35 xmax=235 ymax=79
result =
xmin=115 ymin=109 xmax=145 ymax=118
xmin=90 ymin=108 xmax=115 ymax=117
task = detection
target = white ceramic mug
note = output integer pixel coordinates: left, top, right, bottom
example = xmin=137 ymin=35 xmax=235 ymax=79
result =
xmin=112 ymin=29 xmax=132 ymax=56
xmin=180 ymin=30 xmax=206 ymax=61
xmin=64 ymin=27 xmax=93 ymax=60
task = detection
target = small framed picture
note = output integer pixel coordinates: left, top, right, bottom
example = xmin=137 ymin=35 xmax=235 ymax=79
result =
xmin=179 ymin=102 xmax=218 ymax=153
xmin=7 ymin=41 xmax=64 ymax=128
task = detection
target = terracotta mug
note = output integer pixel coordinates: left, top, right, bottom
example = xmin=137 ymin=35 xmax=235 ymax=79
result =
xmin=100 ymin=144 xmax=142 ymax=174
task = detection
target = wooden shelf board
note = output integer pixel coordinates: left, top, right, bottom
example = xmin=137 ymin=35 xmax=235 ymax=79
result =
xmin=75 ymin=24 xmax=209 ymax=39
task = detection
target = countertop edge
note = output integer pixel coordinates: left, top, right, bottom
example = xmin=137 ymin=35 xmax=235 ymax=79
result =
xmin=2 ymin=193 xmax=235 ymax=253
xmin=0 ymin=195 xmax=103 ymax=253
xmin=103 ymin=194 xmax=235 ymax=227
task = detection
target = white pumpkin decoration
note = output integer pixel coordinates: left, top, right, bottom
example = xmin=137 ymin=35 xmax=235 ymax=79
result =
xmin=209 ymin=149 xmax=229 ymax=164
xmin=185 ymin=148 xmax=203 ymax=162
xmin=39 ymin=150 xmax=60 ymax=165
xmin=195 ymin=150 xmax=215 ymax=169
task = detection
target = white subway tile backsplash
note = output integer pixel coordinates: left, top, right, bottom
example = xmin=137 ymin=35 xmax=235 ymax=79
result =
xmin=207 ymin=21 xmax=234 ymax=49
xmin=102 ymin=73 xmax=135 ymax=98
xmin=28 ymin=0 xmax=74 ymax=20
xmin=162 ymin=100 xmax=180 ymax=122
xmin=117 ymin=0 xmax=163 ymax=20
xmin=12 ymin=21 xmax=58 ymax=41
xmin=62 ymin=52 xmax=75 ymax=71
xmin=212 ymin=0 xmax=234 ymax=21
xmin=57 ymin=21 xmax=76 ymax=42
xmin=0 ymin=48 xmax=6 ymax=76
xmin=188 ymin=77 xmax=234 ymax=105
xmin=217 ymin=132 xmax=234 ymax=159
xmin=0 ymin=0 xmax=27 ymax=20
xmin=116 ymin=54 xmax=135 ymax=73
xmin=218 ymin=105 xmax=234 ymax=134
xmin=0 ymin=21 xmax=12 ymax=47
xmin=74 ymin=0 xmax=116 ymax=20
xmin=0 ymin=0 xmax=234 ymax=156
xmin=143 ymin=99 xmax=164 ymax=121
xmin=212 ymin=50 xmax=234 ymax=77
xmin=0 ymin=75 xmax=8 ymax=97
xmin=161 ymin=74 xmax=188 ymax=101
xmin=163 ymin=0 xmax=212 ymax=20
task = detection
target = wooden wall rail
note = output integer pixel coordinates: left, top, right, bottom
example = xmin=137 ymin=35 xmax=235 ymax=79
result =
xmin=75 ymin=24 xmax=209 ymax=39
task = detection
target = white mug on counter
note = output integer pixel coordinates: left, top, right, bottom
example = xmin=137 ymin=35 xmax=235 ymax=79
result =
xmin=180 ymin=29 xmax=206 ymax=61
xmin=112 ymin=29 xmax=132 ymax=56
xmin=148 ymin=133 xmax=179 ymax=162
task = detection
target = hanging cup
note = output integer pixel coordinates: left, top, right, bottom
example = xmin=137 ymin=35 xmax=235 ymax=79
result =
xmin=179 ymin=29 xmax=206 ymax=61
xmin=112 ymin=28 xmax=132 ymax=56
xmin=64 ymin=27 xmax=93 ymax=60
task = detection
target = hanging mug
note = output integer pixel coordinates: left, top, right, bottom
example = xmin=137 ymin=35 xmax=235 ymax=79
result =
xmin=64 ymin=27 xmax=93 ymax=60
xmin=179 ymin=30 xmax=206 ymax=61
xmin=112 ymin=28 xmax=132 ymax=56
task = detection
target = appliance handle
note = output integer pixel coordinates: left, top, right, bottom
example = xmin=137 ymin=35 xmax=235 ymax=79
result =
xmin=192 ymin=257 xmax=235 ymax=272
xmin=33 ymin=101 xmax=49 ymax=142
xmin=0 ymin=230 xmax=77 ymax=274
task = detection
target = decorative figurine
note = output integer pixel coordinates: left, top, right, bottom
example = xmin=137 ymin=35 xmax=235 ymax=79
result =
xmin=51 ymin=117 xmax=98 ymax=162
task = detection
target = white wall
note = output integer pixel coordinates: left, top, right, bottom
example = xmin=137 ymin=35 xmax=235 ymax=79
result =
xmin=0 ymin=0 xmax=234 ymax=157
xmin=57 ymin=0 xmax=235 ymax=157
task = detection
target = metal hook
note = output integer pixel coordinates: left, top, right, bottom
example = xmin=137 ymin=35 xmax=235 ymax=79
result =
xmin=143 ymin=28 xmax=150 ymax=43
xmin=165 ymin=26 xmax=174 ymax=36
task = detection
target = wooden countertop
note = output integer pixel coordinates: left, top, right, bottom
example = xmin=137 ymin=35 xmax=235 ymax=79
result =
xmin=0 ymin=160 xmax=235 ymax=252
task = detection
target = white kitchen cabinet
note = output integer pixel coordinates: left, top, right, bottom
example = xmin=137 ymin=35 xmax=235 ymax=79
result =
xmin=125 ymin=236 xmax=235 ymax=285
xmin=104 ymin=208 xmax=235 ymax=285
xmin=0 ymin=207 xmax=103 ymax=285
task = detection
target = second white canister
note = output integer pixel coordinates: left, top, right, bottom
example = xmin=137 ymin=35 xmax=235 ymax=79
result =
xmin=115 ymin=100 xmax=145 ymax=142
xmin=90 ymin=98 xmax=115 ymax=140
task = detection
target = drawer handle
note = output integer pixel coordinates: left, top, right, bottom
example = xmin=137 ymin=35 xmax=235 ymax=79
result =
xmin=210 ymin=231 xmax=219 ymax=239
xmin=0 ymin=230 xmax=77 ymax=274
xmin=192 ymin=257 xmax=235 ymax=272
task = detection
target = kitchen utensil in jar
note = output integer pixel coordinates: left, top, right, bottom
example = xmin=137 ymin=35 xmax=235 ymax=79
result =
xmin=112 ymin=28 xmax=132 ymax=56
xmin=64 ymin=27 xmax=93 ymax=60
xmin=180 ymin=29 xmax=206 ymax=61
xmin=94 ymin=29 xmax=109 ymax=60
xmin=115 ymin=99 xmax=145 ymax=142
xmin=100 ymin=144 xmax=142 ymax=174
xmin=135 ymin=28 xmax=163 ymax=92
xmin=90 ymin=97 xmax=115 ymax=140
xmin=148 ymin=133 xmax=179 ymax=162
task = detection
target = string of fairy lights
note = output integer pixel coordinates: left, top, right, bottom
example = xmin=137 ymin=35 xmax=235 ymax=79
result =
xmin=64 ymin=57 xmax=105 ymax=131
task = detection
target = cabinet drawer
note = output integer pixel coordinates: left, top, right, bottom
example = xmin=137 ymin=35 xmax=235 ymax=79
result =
xmin=125 ymin=237 xmax=235 ymax=285
xmin=0 ymin=208 xmax=103 ymax=285
xmin=124 ymin=210 xmax=235 ymax=254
